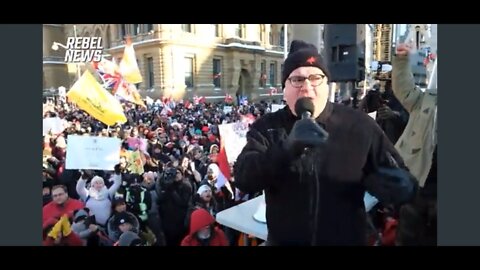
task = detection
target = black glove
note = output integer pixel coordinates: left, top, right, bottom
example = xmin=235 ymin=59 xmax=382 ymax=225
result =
xmin=285 ymin=118 xmax=329 ymax=157
xmin=81 ymin=170 xmax=93 ymax=180
xmin=364 ymin=167 xmax=418 ymax=205
xmin=114 ymin=164 xmax=121 ymax=175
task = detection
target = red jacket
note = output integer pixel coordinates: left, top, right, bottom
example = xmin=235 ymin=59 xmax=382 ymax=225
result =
xmin=181 ymin=208 xmax=228 ymax=246
xmin=43 ymin=233 xmax=84 ymax=246
xmin=42 ymin=198 xmax=84 ymax=227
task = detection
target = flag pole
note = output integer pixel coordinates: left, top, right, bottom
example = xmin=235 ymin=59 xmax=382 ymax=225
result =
xmin=73 ymin=25 xmax=81 ymax=80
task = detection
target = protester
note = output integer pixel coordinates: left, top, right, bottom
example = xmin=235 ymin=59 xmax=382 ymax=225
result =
xmin=234 ymin=40 xmax=418 ymax=246
xmin=181 ymin=208 xmax=229 ymax=246
xmin=359 ymin=81 xmax=409 ymax=144
xmin=392 ymin=43 xmax=437 ymax=246
xmin=75 ymin=169 xmax=122 ymax=226
xmin=43 ymin=185 xmax=84 ymax=226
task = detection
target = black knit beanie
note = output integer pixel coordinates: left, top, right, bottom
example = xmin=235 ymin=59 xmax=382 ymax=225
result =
xmin=281 ymin=40 xmax=330 ymax=89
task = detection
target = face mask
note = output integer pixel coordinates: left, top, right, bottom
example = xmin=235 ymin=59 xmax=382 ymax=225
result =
xmin=197 ymin=228 xmax=211 ymax=240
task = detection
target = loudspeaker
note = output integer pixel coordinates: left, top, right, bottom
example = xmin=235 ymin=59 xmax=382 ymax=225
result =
xmin=323 ymin=24 xmax=365 ymax=82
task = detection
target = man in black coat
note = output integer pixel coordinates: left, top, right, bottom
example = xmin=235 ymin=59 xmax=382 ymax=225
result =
xmin=234 ymin=40 xmax=417 ymax=246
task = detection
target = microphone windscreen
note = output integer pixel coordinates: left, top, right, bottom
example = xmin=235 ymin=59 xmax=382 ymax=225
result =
xmin=294 ymin=97 xmax=315 ymax=117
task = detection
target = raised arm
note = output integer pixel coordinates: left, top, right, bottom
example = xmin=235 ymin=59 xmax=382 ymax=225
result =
xmin=391 ymin=43 xmax=425 ymax=113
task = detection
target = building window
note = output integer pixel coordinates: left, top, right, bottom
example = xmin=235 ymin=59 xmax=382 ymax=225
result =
xmin=182 ymin=24 xmax=192 ymax=33
xmin=132 ymin=24 xmax=140 ymax=35
xmin=147 ymin=57 xmax=154 ymax=89
xmin=280 ymin=26 xmax=285 ymax=46
xmin=145 ymin=24 xmax=153 ymax=32
xmin=214 ymin=24 xmax=220 ymax=37
xmin=119 ymin=24 xmax=127 ymax=39
xmin=213 ymin=58 xmax=222 ymax=89
xmin=185 ymin=57 xmax=194 ymax=89
xmin=235 ymin=24 xmax=245 ymax=38
xmin=269 ymin=24 xmax=274 ymax=45
xmin=260 ymin=60 xmax=267 ymax=87
xmin=260 ymin=24 xmax=266 ymax=42
xmin=269 ymin=62 xmax=276 ymax=86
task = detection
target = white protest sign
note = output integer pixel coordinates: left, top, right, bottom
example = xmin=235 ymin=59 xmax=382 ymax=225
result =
xmin=271 ymin=104 xmax=285 ymax=113
xmin=65 ymin=135 xmax=121 ymax=170
xmin=58 ymin=86 xmax=66 ymax=97
xmin=218 ymin=122 xmax=249 ymax=163
xmin=43 ymin=117 xmax=66 ymax=136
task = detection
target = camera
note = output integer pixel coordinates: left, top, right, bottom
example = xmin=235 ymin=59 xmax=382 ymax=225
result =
xmin=161 ymin=167 xmax=177 ymax=187
xmin=84 ymin=215 xmax=97 ymax=227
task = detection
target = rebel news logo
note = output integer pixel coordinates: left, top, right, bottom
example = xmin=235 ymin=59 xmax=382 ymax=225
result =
xmin=64 ymin=37 xmax=103 ymax=63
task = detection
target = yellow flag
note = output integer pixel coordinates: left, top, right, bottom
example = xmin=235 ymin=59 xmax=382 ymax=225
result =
xmin=67 ymin=70 xmax=127 ymax=126
xmin=119 ymin=43 xmax=143 ymax=84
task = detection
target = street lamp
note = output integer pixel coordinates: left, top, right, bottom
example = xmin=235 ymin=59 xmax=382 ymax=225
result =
xmin=51 ymin=42 xmax=67 ymax=51
xmin=51 ymin=25 xmax=82 ymax=80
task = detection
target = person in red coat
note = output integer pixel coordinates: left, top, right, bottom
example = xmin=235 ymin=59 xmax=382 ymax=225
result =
xmin=43 ymin=215 xmax=83 ymax=246
xmin=181 ymin=208 xmax=228 ymax=246
xmin=43 ymin=185 xmax=84 ymax=227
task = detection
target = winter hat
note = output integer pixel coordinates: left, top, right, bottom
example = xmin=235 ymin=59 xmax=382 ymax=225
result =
xmin=73 ymin=209 xmax=88 ymax=222
xmin=143 ymin=171 xmax=157 ymax=182
xmin=281 ymin=40 xmax=330 ymax=89
xmin=115 ymin=212 xmax=135 ymax=227
xmin=117 ymin=231 xmax=142 ymax=246
xmin=197 ymin=184 xmax=212 ymax=196
xmin=90 ymin=176 xmax=105 ymax=186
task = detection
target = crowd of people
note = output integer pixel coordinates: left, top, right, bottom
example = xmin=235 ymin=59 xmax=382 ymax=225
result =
xmin=42 ymin=41 xmax=437 ymax=246
xmin=42 ymin=97 xmax=277 ymax=246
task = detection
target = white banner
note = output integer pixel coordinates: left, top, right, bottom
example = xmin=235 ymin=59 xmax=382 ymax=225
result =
xmin=218 ymin=122 xmax=249 ymax=163
xmin=65 ymin=135 xmax=121 ymax=170
xmin=271 ymin=104 xmax=285 ymax=113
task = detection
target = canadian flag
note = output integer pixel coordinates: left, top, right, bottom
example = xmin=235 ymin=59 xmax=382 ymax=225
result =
xmin=217 ymin=134 xmax=231 ymax=180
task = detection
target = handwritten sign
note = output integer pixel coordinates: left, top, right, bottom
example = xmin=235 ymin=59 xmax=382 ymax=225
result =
xmin=65 ymin=135 xmax=121 ymax=170
xmin=218 ymin=122 xmax=249 ymax=163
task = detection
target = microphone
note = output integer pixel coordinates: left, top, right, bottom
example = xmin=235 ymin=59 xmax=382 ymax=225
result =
xmin=294 ymin=97 xmax=315 ymax=119
xmin=293 ymin=97 xmax=329 ymax=143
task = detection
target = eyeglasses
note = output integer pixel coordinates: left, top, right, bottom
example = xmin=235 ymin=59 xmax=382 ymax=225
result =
xmin=52 ymin=192 xmax=66 ymax=198
xmin=287 ymin=74 xmax=326 ymax=88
